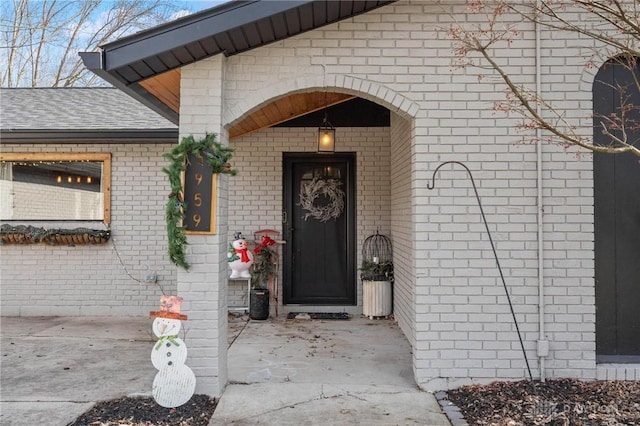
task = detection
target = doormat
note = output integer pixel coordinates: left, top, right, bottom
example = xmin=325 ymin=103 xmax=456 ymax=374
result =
xmin=287 ymin=312 xmax=350 ymax=320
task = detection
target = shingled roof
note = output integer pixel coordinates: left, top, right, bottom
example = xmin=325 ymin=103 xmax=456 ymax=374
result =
xmin=0 ymin=87 xmax=178 ymax=143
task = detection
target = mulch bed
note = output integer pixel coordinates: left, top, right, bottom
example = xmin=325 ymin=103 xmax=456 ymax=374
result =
xmin=67 ymin=394 xmax=216 ymax=426
xmin=446 ymin=378 xmax=640 ymax=426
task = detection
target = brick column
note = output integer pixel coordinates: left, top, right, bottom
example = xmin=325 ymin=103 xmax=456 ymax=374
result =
xmin=177 ymin=56 xmax=228 ymax=396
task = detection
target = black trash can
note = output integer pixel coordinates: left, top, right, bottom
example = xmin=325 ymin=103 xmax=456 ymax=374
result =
xmin=250 ymin=288 xmax=269 ymax=320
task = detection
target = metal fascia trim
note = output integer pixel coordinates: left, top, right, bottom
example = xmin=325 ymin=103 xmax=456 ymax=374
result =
xmin=101 ymin=1 xmax=312 ymax=70
xmin=0 ymin=129 xmax=179 ymax=144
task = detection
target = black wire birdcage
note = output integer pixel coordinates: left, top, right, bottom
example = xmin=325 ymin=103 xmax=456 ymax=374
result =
xmin=360 ymin=230 xmax=393 ymax=281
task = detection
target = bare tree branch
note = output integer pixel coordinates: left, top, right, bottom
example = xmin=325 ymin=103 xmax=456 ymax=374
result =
xmin=1 ymin=0 xmax=188 ymax=87
xmin=446 ymin=0 xmax=640 ymax=158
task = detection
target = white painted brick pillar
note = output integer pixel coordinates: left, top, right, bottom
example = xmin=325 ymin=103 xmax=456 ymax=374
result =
xmin=412 ymin=135 xmax=440 ymax=389
xmin=178 ymin=56 xmax=229 ymax=396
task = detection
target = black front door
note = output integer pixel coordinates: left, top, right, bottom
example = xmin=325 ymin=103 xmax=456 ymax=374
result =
xmin=593 ymin=57 xmax=640 ymax=360
xmin=283 ymin=153 xmax=356 ymax=305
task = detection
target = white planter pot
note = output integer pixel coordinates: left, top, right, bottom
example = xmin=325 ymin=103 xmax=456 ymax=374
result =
xmin=362 ymin=280 xmax=392 ymax=318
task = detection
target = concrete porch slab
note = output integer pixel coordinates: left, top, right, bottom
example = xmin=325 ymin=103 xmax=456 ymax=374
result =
xmin=212 ymin=316 xmax=451 ymax=425
xmin=1 ymin=315 xmax=451 ymax=425
xmin=214 ymin=383 xmax=450 ymax=425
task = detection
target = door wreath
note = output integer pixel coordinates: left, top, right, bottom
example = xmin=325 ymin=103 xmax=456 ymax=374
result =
xmin=298 ymin=176 xmax=345 ymax=222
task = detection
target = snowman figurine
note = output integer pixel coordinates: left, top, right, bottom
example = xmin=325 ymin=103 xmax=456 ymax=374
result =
xmin=228 ymin=232 xmax=253 ymax=279
xmin=149 ymin=295 xmax=196 ymax=408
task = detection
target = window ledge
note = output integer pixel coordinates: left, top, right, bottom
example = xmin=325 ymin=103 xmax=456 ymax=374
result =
xmin=0 ymin=224 xmax=110 ymax=245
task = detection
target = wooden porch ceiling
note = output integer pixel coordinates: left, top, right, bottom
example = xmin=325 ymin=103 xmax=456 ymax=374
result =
xmin=229 ymin=91 xmax=355 ymax=138
xmin=138 ymin=69 xmax=355 ymax=139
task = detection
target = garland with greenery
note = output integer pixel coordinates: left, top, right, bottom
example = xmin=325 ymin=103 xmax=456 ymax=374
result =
xmin=162 ymin=133 xmax=236 ymax=270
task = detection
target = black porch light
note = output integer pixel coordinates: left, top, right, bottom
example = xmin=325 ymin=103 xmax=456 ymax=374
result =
xmin=317 ymin=95 xmax=335 ymax=152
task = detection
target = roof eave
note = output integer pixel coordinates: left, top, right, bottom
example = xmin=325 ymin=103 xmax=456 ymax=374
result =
xmin=80 ymin=0 xmax=397 ymax=120
xmin=79 ymin=52 xmax=180 ymax=125
xmin=0 ymin=129 xmax=179 ymax=144
xmin=100 ymin=0 xmax=310 ymax=70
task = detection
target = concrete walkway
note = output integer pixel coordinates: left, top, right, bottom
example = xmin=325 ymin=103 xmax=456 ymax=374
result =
xmin=213 ymin=315 xmax=451 ymax=425
xmin=0 ymin=315 xmax=450 ymax=425
xmin=0 ymin=316 xmax=155 ymax=426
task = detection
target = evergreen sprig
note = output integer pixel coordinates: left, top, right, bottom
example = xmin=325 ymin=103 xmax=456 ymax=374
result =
xmin=162 ymin=133 xmax=236 ymax=270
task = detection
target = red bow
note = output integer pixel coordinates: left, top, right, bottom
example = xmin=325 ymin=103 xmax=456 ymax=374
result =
xmin=254 ymin=236 xmax=276 ymax=254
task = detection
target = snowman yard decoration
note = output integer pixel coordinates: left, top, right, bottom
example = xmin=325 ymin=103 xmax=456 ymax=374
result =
xmin=228 ymin=231 xmax=253 ymax=278
xmin=149 ymin=295 xmax=196 ymax=408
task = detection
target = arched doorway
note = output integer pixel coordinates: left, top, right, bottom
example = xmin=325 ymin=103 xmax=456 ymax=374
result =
xmin=593 ymin=56 xmax=640 ymax=361
xmin=224 ymin=84 xmax=419 ymax=387
xmin=227 ymin=95 xmax=393 ymax=314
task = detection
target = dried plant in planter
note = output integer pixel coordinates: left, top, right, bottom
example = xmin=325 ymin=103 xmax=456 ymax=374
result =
xmin=0 ymin=224 xmax=110 ymax=245
xmin=250 ymin=236 xmax=278 ymax=290
xmin=359 ymin=260 xmax=394 ymax=282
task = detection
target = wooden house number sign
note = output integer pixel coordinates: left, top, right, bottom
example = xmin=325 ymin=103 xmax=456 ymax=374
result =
xmin=183 ymin=153 xmax=216 ymax=234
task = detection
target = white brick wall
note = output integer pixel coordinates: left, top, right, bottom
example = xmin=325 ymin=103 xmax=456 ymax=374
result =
xmin=202 ymin=0 xmax=604 ymax=388
xmin=2 ymin=181 xmax=103 ymax=220
xmin=0 ymin=143 xmax=175 ymax=316
xmin=389 ymin=113 xmax=415 ymax=346
xmin=597 ymin=364 xmax=640 ymax=381
xmin=178 ymin=56 xmax=228 ymax=397
xmin=2 ymin=0 xmax=621 ymax=395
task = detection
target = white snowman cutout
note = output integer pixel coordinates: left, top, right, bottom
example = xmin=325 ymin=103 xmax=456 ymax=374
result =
xmin=228 ymin=231 xmax=253 ymax=278
xmin=149 ymin=296 xmax=196 ymax=408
